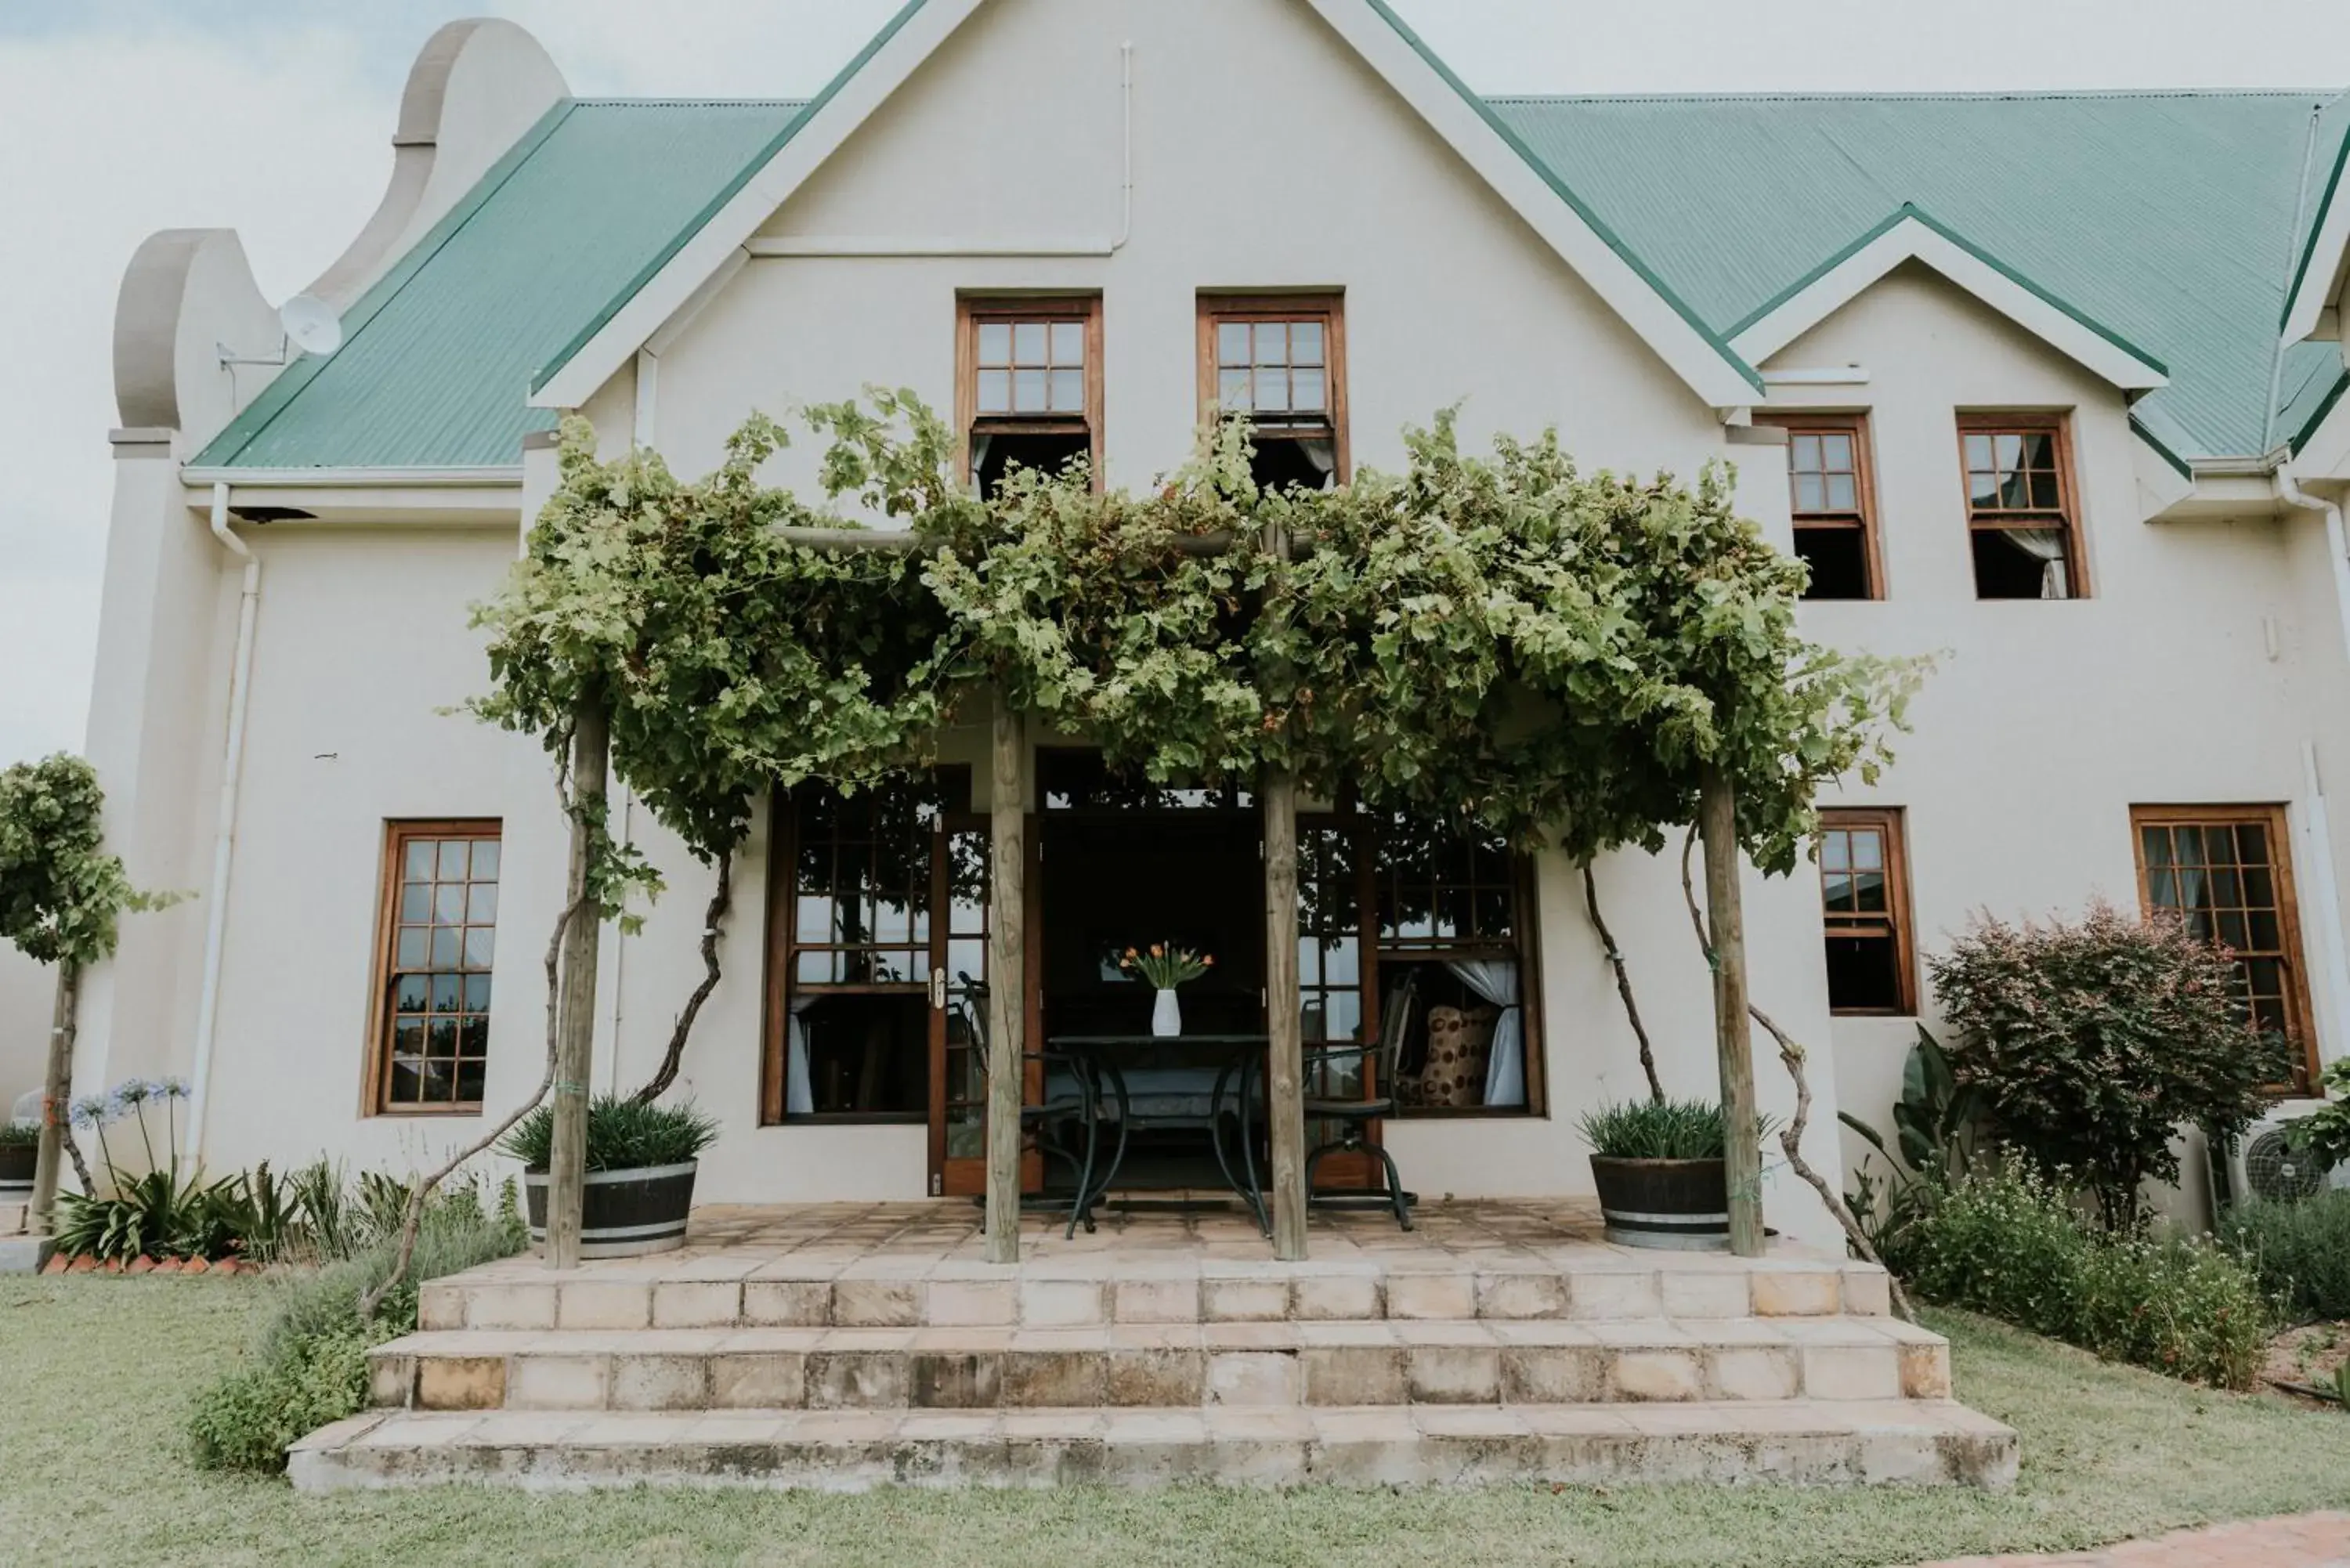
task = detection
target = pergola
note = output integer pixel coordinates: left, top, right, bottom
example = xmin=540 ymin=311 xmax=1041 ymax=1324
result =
xmin=529 ymin=515 xmax=1770 ymax=1268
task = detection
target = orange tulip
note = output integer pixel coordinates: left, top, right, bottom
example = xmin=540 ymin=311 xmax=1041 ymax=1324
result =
xmin=1150 ymin=944 xmax=1164 ymax=958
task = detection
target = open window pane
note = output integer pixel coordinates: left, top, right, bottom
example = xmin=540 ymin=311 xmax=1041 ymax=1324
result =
xmin=1817 ymin=810 xmax=1911 ymax=1013
xmin=1776 ymin=418 xmax=1878 ymax=599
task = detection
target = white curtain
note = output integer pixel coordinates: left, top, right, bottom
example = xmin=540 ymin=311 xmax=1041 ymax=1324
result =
xmin=1446 ymin=958 xmax=1524 ymax=1108
xmin=785 ymin=995 xmax=819 ymax=1116
xmin=2000 ymin=527 xmax=2070 ymax=599
xmin=1300 ymin=437 xmax=1337 ymax=484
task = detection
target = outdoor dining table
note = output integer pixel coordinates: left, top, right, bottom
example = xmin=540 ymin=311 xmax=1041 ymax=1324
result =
xmin=1043 ymin=1032 xmax=1272 ymax=1230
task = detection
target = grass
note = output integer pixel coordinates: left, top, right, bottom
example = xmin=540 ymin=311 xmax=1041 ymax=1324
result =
xmin=2 ymin=1280 xmax=2346 ymax=1567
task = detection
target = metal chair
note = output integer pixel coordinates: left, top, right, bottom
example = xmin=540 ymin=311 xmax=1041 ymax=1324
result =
xmin=960 ymin=975 xmax=1108 ymax=1237
xmin=1300 ymin=971 xmax=1418 ymax=1230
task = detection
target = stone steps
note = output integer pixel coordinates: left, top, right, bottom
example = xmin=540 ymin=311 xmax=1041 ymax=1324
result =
xmin=371 ymin=1315 xmax=1952 ymax=1414
xmin=419 ymin=1256 xmax=1892 ymax=1333
xmin=291 ymin=1400 xmax=2021 ymax=1492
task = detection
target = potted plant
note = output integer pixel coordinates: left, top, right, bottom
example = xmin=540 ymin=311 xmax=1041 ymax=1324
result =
xmin=501 ymin=1096 xmax=718 ymax=1258
xmin=0 ymin=1120 xmax=38 ymax=1198
xmin=1579 ymin=1098 xmax=1761 ymax=1250
xmin=1119 ymin=943 xmax=1213 ymax=1037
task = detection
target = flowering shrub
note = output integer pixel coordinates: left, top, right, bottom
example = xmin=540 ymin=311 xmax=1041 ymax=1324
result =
xmin=1928 ymin=902 xmax=2287 ymax=1228
xmin=1893 ymin=1164 xmax=2272 ymax=1389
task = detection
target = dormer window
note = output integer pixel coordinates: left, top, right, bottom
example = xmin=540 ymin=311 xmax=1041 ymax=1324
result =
xmin=1198 ymin=294 xmax=1347 ymax=492
xmin=959 ymin=296 xmax=1101 ymax=499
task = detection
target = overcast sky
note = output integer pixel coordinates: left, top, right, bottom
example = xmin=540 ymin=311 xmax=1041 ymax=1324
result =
xmin=3 ymin=0 xmax=2347 ymax=767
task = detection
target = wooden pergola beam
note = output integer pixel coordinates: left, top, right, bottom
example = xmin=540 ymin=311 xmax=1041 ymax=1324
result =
xmin=1261 ymin=768 xmax=1309 ymax=1260
xmin=982 ymin=694 xmax=1028 ymax=1264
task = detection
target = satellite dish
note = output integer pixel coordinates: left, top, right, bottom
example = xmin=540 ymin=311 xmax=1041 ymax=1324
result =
xmin=280 ymin=294 xmax=343 ymax=358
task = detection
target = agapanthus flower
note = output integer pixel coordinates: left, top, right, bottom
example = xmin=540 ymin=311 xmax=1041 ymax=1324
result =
xmin=69 ymin=1094 xmax=114 ymax=1129
xmin=157 ymin=1077 xmax=191 ymax=1100
xmin=110 ymin=1078 xmax=154 ymax=1109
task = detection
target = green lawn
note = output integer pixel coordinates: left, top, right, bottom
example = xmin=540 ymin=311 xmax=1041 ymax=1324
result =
xmin=2 ymin=1277 xmax=2344 ymax=1568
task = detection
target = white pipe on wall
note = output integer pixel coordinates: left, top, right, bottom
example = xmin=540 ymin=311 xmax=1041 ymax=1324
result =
xmin=2300 ymin=740 xmax=2350 ymax=1075
xmin=186 ymin=482 xmax=262 ymax=1169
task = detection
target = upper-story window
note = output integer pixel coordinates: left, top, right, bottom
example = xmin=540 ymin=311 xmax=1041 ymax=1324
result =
xmin=1198 ymin=294 xmax=1347 ymax=492
xmin=1763 ymin=414 xmax=1881 ymax=600
xmin=1959 ymin=414 xmax=2083 ymax=599
xmin=959 ymin=296 xmax=1101 ymax=500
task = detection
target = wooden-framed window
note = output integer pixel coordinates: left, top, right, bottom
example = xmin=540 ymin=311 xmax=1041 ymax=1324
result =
xmin=761 ymin=771 xmax=971 ymax=1124
xmin=1817 ymin=807 xmax=1914 ymax=1015
xmin=956 ymin=295 xmax=1101 ymax=499
xmin=1372 ymin=813 xmax=1543 ymax=1117
xmin=1958 ymin=414 xmax=2084 ymax=599
xmin=1197 ymin=294 xmax=1348 ymax=492
xmin=366 ymin=821 xmax=501 ymax=1115
xmin=2131 ymin=804 xmax=2318 ymax=1090
xmin=1762 ymin=414 xmax=1880 ymax=600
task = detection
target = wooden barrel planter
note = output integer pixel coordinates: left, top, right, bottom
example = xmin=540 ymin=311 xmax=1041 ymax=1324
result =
xmin=1589 ymin=1155 xmax=1730 ymax=1250
xmin=522 ymin=1162 xmax=698 ymax=1258
xmin=0 ymin=1140 xmax=37 ymax=1201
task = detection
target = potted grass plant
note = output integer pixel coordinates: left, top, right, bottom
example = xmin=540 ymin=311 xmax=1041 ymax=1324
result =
xmin=1579 ymin=1097 xmax=1764 ymax=1250
xmin=0 ymin=1120 xmax=38 ymax=1199
xmin=501 ymin=1095 xmax=718 ymax=1258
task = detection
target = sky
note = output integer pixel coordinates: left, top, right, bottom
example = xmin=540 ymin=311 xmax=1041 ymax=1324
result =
xmin=4 ymin=0 xmax=2349 ymax=768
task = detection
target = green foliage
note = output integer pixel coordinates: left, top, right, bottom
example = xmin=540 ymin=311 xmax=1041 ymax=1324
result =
xmin=188 ymin=1180 xmax=526 ymax=1473
xmin=186 ymin=1324 xmax=371 ymax=1474
xmin=1927 ymin=903 xmax=2289 ymax=1229
xmin=2285 ymin=1056 xmax=2350 ymax=1176
xmin=497 ymin=1094 xmax=719 ymax=1172
xmin=2218 ymin=1191 xmax=2350 ymax=1323
xmin=472 ymin=399 xmax=1922 ymax=925
xmin=0 ymin=1121 xmax=38 ymax=1147
xmin=0 ymin=753 xmax=167 ymax=966
xmin=1842 ymin=1026 xmax=1983 ymax=1257
xmin=1578 ymin=1097 xmax=1762 ymax=1161
xmin=1891 ymin=1164 xmax=2272 ymax=1390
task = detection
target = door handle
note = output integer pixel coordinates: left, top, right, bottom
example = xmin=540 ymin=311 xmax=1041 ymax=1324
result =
xmin=930 ymin=970 xmax=948 ymax=1010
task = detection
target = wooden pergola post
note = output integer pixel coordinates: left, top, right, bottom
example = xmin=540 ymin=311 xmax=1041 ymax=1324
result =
xmin=983 ymin=692 xmax=1028 ymax=1265
xmin=1698 ymin=765 xmax=1766 ymax=1258
xmin=1261 ymin=768 xmax=1309 ymax=1261
xmin=27 ymin=959 xmax=80 ymax=1234
xmin=547 ymin=692 xmax=609 ymax=1271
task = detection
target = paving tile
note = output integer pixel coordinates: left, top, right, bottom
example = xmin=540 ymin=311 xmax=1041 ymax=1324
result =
xmin=558 ymin=1282 xmax=652 ymax=1331
xmin=831 ymin=1280 xmax=922 ymax=1328
xmin=650 ymin=1281 xmax=742 ymax=1328
xmin=508 ymin=1354 xmax=611 ymax=1411
xmin=741 ymin=1281 xmax=832 ymax=1326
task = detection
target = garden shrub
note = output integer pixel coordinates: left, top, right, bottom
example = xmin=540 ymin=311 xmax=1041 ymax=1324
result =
xmin=187 ymin=1173 xmax=526 ymax=1474
xmin=1896 ymin=1164 xmax=2272 ymax=1389
xmin=2218 ymin=1190 xmax=2350 ymax=1323
xmin=1927 ymin=903 xmax=2287 ymax=1228
xmin=497 ymin=1095 xmax=718 ymax=1172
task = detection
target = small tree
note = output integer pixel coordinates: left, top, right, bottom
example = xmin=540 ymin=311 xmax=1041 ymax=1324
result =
xmin=1929 ymin=901 xmax=2289 ymax=1228
xmin=0 ymin=754 xmax=168 ymax=1225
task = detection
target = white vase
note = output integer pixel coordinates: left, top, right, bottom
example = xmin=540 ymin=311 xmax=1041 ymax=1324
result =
xmin=1151 ymin=987 xmax=1182 ymax=1038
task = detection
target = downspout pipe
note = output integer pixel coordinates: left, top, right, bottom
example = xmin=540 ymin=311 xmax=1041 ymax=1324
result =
xmin=2276 ymin=467 xmax=2350 ymax=1074
xmin=186 ymin=481 xmax=261 ymax=1171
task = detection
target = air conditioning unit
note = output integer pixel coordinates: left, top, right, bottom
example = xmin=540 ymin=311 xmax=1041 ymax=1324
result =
xmin=2214 ymin=1101 xmax=2350 ymax=1209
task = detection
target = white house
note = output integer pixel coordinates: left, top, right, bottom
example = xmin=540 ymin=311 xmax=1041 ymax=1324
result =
xmin=38 ymin=2 xmax=2350 ymax=1243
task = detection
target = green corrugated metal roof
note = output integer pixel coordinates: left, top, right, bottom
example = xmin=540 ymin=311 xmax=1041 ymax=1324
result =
xmin=194 ymin=98 xmax=805 ymax=471
xmin=205 ymin=81 xmax=2350 ymax=472
xmin=1488 ymin=91 xmax=2347 ymax=461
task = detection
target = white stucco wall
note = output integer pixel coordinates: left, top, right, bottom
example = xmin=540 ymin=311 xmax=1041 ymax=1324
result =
xmin=1773 ymin=266 xmax=2350 ymax=1219
xmin=0 ymin=946 xmax=49 ymax=1118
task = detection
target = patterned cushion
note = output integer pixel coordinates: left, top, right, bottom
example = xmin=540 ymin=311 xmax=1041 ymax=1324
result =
xmin=1419 ymin=1005 xmax=1498 ymax=1107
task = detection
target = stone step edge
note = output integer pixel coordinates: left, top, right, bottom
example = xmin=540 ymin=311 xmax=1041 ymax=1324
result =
xmin=422 ymin=1264 xmax=1892 ymax=1332
xmin=291 ymin=1400 xmax=2020 ymax=1492
xmin=369 ymin=1318 xmax=1954 ymax=1412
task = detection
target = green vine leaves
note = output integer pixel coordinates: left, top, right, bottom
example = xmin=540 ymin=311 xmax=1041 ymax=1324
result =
xmin=0 ymin=753 xmax=171 ymax=968
xmin=471 ymin=391 xmax=1926 ymax=919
